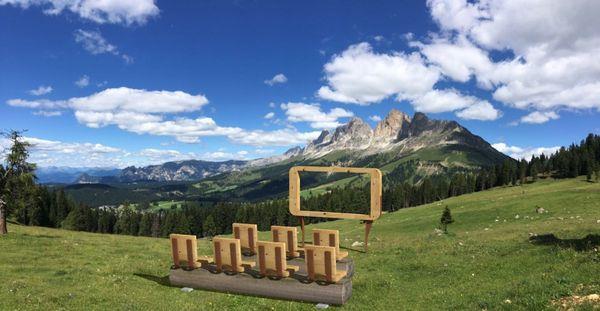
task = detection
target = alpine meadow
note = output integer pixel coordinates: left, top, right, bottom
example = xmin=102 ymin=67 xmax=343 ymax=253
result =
xmin=1 ymin=0 xmax=600 ymax=310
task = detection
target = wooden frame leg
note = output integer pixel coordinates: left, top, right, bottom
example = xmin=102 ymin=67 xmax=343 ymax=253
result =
xmin=364 ymin=220 xmax=373 ymax=252
xmin=299 ymin=216 xmax=305 ymax=247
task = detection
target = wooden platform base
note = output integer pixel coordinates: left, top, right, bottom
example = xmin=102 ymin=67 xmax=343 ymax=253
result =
xmin=169 ymin=267 xmax=352 ymax=305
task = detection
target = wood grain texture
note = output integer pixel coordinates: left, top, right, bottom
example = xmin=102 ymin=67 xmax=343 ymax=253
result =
xmin=232 ymin=223 xmax=258 ymax=254
xmin=169 ymin=267 xmax=352 ymax=305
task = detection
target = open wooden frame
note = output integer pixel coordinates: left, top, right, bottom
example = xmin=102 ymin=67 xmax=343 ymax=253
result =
xmin=289 ymin=166 xmax=383 ymax=251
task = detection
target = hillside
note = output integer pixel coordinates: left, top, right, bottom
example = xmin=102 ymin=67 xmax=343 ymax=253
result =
xmin=191 ymin=110 xmax=509 ymax=201
xmin=1 ymin=178 xmax=598 ymax=310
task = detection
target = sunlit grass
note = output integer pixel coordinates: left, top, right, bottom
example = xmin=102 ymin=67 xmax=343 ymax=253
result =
xmin=1 ymin=177 xmax=599 ymax=310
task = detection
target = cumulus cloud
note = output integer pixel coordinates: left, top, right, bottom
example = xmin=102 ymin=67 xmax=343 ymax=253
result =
xmin=411 ymin=89 xmax=501 ymax=120
xmin=29 ymin=85 xmax=53 ymax=96
xmin=75 ymin=75 xmax=90 ymax=88
xmin=0 ymin=0 xmax=159 ymax=25
xmin=281 ymin=102 xmax=354 ymax=129
xmin=264 ymin=73 xmax=288 ymax=86
xmin=417 ymin=0 xmax=600 ymax=123
xmin=0 ymin=136 xmax=126 ymax=167
xmin=316 ymin=42 xmax=501 ymax=121
xmin=0 ymin=136 xmax=267 ymax=168
xmin=264 ymin=112 xmax=275 ymax=119
xmin=492 ymin=142 xmax=560 ymax=160
xmin=7 ymin=87 xmax=319 ymax=147
xmin=318 ymin=42 xmax=440 ymax=105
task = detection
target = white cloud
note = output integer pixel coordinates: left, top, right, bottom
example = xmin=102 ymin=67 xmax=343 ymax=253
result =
xmin=419 ymin=0 xmax=600 ymax=120
xmin=264 ymin=73 xmax=288 ymax=86
xmin=520 ymin=111 xmax=560 ymax=124
xmin=369 ymin=115 xmax=382 ymax=122
xmin=74 ymin=29 xmax=132 ymax=63
xmin=264 ymin=112 xmax=275 ymax=119
xmin=281 ymin=102 xmax=354 ymax=129
xmin=411 ymin=89 xmax=501 ymax=121
xmin=29 ymin=85 xmax=53 ymax=96
xmin=455 ymin=101 xmax=501 ymax=121
xmin=228 ymin=128 xmax=321 ymax=147
xmin=492 ymin=142 xmax=560 ymax=160
xmin=75 ymin=75 xmax=90 ymax=88
xmin=0 ymin=0 xmax=159 ymax=26
xmin=74 ymin=29 xmax=117 ymax=55
xmin=7 ymin=87 xmax=319 ymax=147
xmin=318 ymin=42 xmax=502 ymax=120
xmin=33 ymin=110 xmax=62 ymax=117
xmin=318 ymin=42 xmax=440 ymax=105
xmin=373 ymin=35 xmax=384 ymax=42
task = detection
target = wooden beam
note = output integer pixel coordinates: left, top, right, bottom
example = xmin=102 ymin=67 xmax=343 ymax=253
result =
xmin=170 ymin=268 xmax=352 ymax=305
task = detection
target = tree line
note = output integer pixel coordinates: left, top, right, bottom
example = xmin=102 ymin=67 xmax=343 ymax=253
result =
xmin=2 ymin=132 xmax=599 ymax=237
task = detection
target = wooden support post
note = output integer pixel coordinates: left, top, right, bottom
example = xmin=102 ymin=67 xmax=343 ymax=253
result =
xmin=186 ymin=239 xmax=194 ymax=269
xmin=364 ymin=220 xmax=373 ymax=252
xmin=171 ymin=237 xmax=180 ymax=269
xmin=299 ymin=216 xmax=305 ymax=247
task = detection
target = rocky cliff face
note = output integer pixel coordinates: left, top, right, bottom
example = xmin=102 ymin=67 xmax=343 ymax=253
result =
xmin=289 ymin=109 xmax=497 ymax=159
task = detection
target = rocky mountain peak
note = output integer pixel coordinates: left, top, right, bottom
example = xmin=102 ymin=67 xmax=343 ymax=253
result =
xmin=374 ymin=109 xmax=411 ymax=142
xmin=332 ymin=117 xmax=371 ymax=141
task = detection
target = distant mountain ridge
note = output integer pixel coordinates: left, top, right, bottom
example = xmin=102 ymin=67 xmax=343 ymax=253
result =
xmin=40 ymin=109 xmax=508 ymax=185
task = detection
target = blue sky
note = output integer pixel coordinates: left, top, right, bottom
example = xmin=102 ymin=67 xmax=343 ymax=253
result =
xmin=1 ymin=0 xmax=599 ymax=167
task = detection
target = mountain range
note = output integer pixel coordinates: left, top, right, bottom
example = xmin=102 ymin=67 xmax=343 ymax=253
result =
xmin=39 ymin=109 xmax=508 ymax=192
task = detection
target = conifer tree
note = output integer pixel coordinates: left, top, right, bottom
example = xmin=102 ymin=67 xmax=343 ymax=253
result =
xmin=440 ymin=206 xmax=454 ymax=234
xmin=0 ymin=130 xmax=36 ymax=235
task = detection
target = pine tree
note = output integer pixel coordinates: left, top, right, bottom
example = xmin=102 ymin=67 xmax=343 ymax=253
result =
xmin=203 ymin=214 xmax=217 ymax=237
xmin=0 ymin=130 xmax=36 ymax=235
xmin=440 ymin=206 xmax=454 ymax=234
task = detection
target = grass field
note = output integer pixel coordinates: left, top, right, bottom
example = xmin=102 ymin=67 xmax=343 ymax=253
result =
xmin=1 ymin=177 xmax=599 ymax=310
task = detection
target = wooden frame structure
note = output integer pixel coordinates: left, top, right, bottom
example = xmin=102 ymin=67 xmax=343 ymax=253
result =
xmin=312 ymin=229 xmax=348 ymax=260
xmin=257 ymin=241 xmax=300 ymax=278
xmin=289 ymin=166 xmax=382 ymax=251
xmin=233 ymin=223 xmax=258 ymax=255
xmin=271 ymin=225 xmax=302 ymax=258
xmin=304 ymin=245 xmax=348 ymax=283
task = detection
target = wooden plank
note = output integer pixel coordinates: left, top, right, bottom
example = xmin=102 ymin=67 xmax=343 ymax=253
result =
xmin=169 ymin=267 xmax=352 ymax=305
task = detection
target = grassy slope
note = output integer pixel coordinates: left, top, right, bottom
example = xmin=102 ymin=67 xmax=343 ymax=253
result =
xmin=1 ymin=178 xmax=599 ymax=310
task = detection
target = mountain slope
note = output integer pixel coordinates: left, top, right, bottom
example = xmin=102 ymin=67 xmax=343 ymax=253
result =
xmin=192 ymin=109 xmax=509 ymax=201
xmin=2 ymin=178 xmax=599 ymax=310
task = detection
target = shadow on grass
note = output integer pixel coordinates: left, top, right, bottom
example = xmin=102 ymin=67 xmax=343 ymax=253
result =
xmin=134 ymin=273 xmax=176 ymax=287
xmin=529 ymin=234 xmax=600 ymax=251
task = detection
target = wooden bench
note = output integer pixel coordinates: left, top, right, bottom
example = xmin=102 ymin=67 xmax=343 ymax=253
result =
xmin=233 ymin=223 xmax=258 ymax=255
xmin=312 ymin=229 xmax=348 ymax=260
xmin=304 ymin=245 xmax=347 ymax=283
xmin=213 ymin=237 xmax=256 ymax=273
xmin=271 ymin=225 xmax=302 ymax=258
xmin=257 ymin=241 xmax=300 ymax=278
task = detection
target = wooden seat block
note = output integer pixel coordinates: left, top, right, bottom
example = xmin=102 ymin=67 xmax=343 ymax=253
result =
xmin=170 ymin=234 xmax=201 ymax=269
xmin=312 ymin=229 xmax=347 ymax=260
xmin=304 ymin=245 xmax=347 ymax=283
xmin=233 ymin=223 xmax=258 ymax=254
xmin=271 ymin=225 xmax=301 ymax=257
xmin=213 ymin=237 xmax=255 ymax=273
xmin=257 ymin=241 xmax=298 ymax=278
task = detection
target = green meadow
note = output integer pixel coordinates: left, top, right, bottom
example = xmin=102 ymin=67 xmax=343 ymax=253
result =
xmin=1 ymin=177 xmax=599 ymax=310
